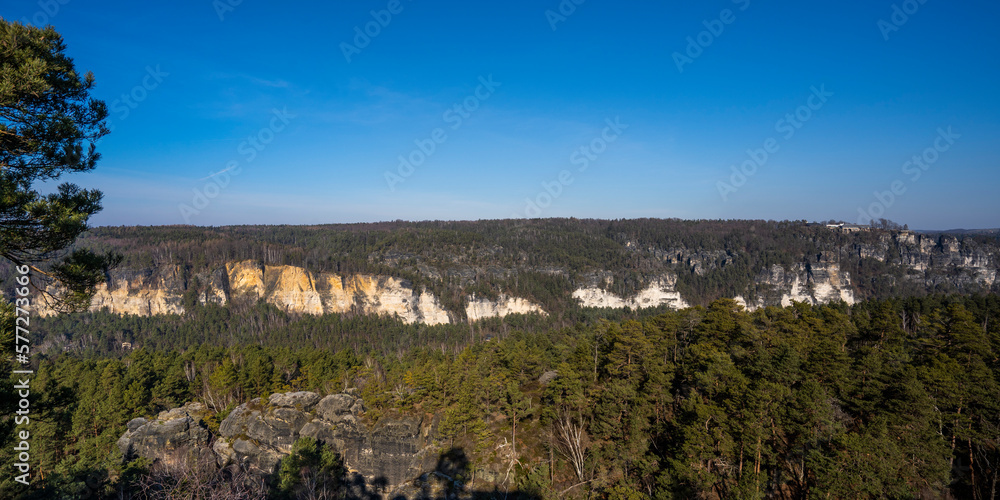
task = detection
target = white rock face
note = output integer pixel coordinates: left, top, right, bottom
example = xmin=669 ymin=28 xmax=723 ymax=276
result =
xmin=733 ymin=296 xmax=763 ymax=312
xmin=779 ymin=276 xmax=812 ymax=307
xmin=631 ymin=279 xmax=690 ymax=309
xmin=89 ymin=283 xmax=185 ymax=316
xmin=572 ymin=277 xmax=689 ymax=310
xmin=199 ymin=286 xmax=227 ymax=306
xmin=39 ymin=267 xmax=187 ymax=317
xmin=465 ymin=295 xmax=547 ymax=322
xmin=570 ymin=287 xmax=626 ymax=309
xmin=412 ymin=292 xmax=452 ymax=325
xmin=344 ymin=274 xmax=451 ymax=325
xmin=772 ymin=263 xmax=855 ymax=307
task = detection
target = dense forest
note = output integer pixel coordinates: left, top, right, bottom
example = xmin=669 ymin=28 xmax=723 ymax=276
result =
xmin=2 ymin=293 xmax=999 ymax=498
xmin=3 ymin=219 xmax=998 ymax=317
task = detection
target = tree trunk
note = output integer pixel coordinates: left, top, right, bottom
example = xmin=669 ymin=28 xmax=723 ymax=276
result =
xmin=970 ymin=437 xmax=977 ymax=500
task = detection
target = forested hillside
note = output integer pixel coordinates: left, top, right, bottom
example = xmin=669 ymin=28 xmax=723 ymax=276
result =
xmin=2 ymin=294 xmax=999 ymax=498
xmin=3 ymin=219 xmax=999 ymax=498
xmin=4 ymin=219 xmax=998 ymax=321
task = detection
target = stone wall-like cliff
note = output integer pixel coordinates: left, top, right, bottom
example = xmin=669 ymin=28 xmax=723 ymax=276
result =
xmin=39 ymin=261 xmax=456 ymax=325
xmin=465 ymin=294 xmax=547 ymax=321
xmin=572 ymin=276 xmax=690 ymax=310
xmin=734 ymin=262 xmax=855 ymax=311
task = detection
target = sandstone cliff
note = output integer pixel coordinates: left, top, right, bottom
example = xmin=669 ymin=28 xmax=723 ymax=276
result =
xmin=39 ymin=261 xmax=455 ymax=325
xmin=29 ymin=228 xmax=1000 ymax=322
xmin=734 ymin=262 xmax=855 ymax=311
xmin=465 ymin=294 xmax=547 ymax=321
xmin=572 ymin=276 xmax=690 ymax=310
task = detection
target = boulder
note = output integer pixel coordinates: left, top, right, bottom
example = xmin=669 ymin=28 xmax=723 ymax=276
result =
xmin=268 ymin=391 xmax=321 ymax=410
xmin=126 ymin=417 xmax=148 ymax=432
xmin=117 ymin=402 xmax=212 ymax=467
xmin=315 ymin=393 xmax=361 ymax=420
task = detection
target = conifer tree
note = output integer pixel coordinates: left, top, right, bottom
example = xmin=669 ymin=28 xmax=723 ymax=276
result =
xmin=1 ymin=20 xmax=118 ymax=311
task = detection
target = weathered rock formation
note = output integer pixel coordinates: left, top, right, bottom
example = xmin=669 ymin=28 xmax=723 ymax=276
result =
xmin=573 ymin=276 xmax=690 ymax=310
xmin=464 ymin=294 xmax=547 ymax=321
xmin=892 ymin=233 xmax=997 ymax=288
xmin=734 ymin=262 xmax=855 ymax=311
xmin=87 ymin=266 xmax=188 ymax=316
xmin=40 ymin=261 xmax=454 ymax=325
xmin=117 ymin=402 xmax=215 ymax=467
xmin=118 ymin=392 xmax=440 ymax=492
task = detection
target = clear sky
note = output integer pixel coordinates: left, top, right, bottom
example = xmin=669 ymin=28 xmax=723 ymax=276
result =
xmin=10 ymin=0 xmax=999 ymax=229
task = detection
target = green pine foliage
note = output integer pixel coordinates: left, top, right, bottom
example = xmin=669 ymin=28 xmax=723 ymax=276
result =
xmin=2 ymin=293 xmax=999 ymax=498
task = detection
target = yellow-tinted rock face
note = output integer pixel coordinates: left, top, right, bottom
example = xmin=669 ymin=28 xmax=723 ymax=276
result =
xmin=219 ymin=264 xmax=453 ymax=324
xmin=227 ymin=260 xmax=265 ymax=299
xmin=263 ymin=265 xmax=323 ymax=315
xmin=37 ymin=261 xmax=454 ymax=324
xmin=218 ymin=264 xmax=450 ymax=324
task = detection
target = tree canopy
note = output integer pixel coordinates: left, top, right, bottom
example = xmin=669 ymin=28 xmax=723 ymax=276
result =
xmin=0 ymin=20 xmax=117 ymax=311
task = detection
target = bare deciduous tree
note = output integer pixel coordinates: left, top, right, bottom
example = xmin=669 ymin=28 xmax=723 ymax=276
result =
xmin=134 ymin=449 xmax=267 ymax=499
xmin=553 ymin=410 xmax=589 ymax=481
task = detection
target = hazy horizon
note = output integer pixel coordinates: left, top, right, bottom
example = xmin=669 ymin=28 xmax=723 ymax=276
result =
xmin=82 ymin=217 xmax=998 ymax=233
xmin=11 ymin=0 xmax=999 ymax=229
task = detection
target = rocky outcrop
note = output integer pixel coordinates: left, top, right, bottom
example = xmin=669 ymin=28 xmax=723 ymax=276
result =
xmin=464 ymin=294 xmax=547 ymax=321
xmin=573 ymin=276 xmax=690 ymax=310
xmin=732 ymin=262 xmax=855 ymax=311
xmin=119 ymin=392 xmax=441 ymax=491
xmin=216 ymin=392 xmax=438 ymax=488
xmin=572 ymin=263 xmax=855 ymax=312
xmin=84 ymin=266 xmax=186 ymax=316
xmin=892 ymin=233 xmax=997 ymax=289
xmin=226 ymin=261 xmax=453 ymax=324
xmin=117 ymin=402 xmax=214 ymax=467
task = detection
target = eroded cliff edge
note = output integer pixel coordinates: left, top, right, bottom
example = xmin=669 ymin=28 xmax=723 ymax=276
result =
xmin=33 ymin=229 xmax=1000 ymax=322
xmin=40 ymin=261 xmax=458 ymax=324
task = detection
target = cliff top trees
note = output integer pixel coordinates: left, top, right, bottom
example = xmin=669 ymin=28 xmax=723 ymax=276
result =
xmin=0 ymin=20 xmax=117 ymax=310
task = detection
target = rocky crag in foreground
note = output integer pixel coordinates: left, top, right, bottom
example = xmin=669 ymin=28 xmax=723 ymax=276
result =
xmin=117 ymin=392 xmax=440 ymax=493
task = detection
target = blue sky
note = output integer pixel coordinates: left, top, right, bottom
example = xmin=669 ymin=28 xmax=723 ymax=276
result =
xmin=10 ymin=0 xmax=999 ymax=229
